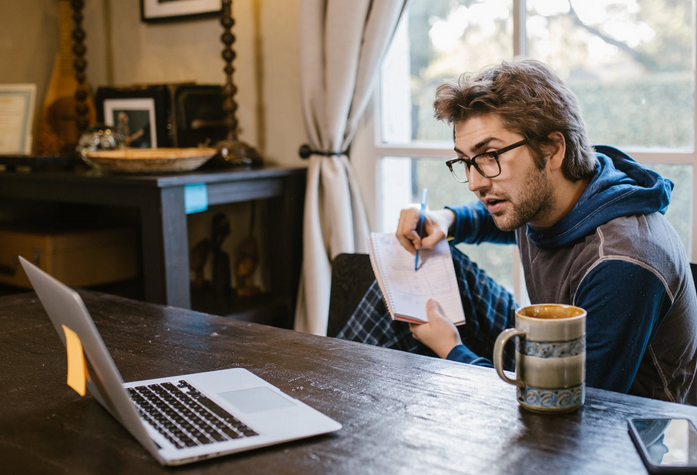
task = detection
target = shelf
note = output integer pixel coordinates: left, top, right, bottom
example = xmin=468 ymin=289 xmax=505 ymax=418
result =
xmin=65 ymin=279 xmax=293 ymax=328
xmin=190 ymin=286 xmax=292 ymax=328
xmin=0 ymin=278 xmax=292 ymax=329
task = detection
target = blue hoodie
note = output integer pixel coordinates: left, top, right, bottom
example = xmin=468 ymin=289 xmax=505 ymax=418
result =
xmin=446 ymin=146 xmax=697 ymax=404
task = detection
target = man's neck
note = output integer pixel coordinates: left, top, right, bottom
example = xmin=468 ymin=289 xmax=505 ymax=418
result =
xmin=550 ymin=177 xmax=590 ymax=226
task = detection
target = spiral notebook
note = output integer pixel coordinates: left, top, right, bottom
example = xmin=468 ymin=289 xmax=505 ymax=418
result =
xmin=367 ymin=233 xmax=466 ymax=325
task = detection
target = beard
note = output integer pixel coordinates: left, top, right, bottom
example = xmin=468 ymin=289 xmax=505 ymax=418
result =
xmin=487 ymin=163 xmax=556 ymax=232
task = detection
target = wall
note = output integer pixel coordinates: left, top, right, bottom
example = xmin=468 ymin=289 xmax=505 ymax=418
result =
xmin=0 ymin=0 xmax=110 ymax=148
xmin=0 ymin=0 xmax=307 ymax=292
xmin=107 ymin=0 xmax=304 ymax=166
xmin=0 ymin=0 xmax=305 ymax=165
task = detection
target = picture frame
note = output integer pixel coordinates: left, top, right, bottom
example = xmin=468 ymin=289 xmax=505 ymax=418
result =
xmin=104 ymin=98 xmax=158 ymax=148
xmin=95 ymin=86 xmax=172 ymax=148
xmin=140 ymin=0 xmax=222 ymax=23
xmin=171 ymin=84 xmax=226 ymax=147
xmin=0 ymin=84 xmax=36 ymax=155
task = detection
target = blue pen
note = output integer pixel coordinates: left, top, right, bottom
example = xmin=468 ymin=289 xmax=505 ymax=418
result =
xmin=415 ymin=188 xmax=428 ymax=271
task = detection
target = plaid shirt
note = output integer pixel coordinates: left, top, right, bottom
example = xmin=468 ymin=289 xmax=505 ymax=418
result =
xmin=338 ymin=246 xmax=518 ymax=370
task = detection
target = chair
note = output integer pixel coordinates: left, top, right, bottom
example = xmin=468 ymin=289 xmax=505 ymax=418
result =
xmin=327 ymin=253 xmax=376 ymax=337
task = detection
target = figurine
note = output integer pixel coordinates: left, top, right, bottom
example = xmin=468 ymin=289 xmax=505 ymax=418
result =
xmin=235 ymin=235 xmax=260 ymax=297
xmin=189 ymin=238 xmax=211 ymax=290
xmin=210 ymin=212 xmax=231 ymax=301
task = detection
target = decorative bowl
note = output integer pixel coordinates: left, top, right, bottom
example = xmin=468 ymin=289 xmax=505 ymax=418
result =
xmin=83 ymin=148 xmax=217 ymax=174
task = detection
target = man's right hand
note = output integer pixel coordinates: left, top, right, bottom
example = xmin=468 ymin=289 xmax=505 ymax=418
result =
xmin=396 ymin=208 xmax=456 ymax=255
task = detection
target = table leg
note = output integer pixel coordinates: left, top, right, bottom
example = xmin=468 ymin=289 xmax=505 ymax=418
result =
xmin=140 ymin=187 xmax=191 ymax=308
xmin=267 ymin=173 xmax=305 ymax=327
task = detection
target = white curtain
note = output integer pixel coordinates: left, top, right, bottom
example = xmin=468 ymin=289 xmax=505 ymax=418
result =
xmin=294 ymin=0 xmax=410 ymax=335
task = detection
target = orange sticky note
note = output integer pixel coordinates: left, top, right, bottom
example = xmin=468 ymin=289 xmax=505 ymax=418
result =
xmin=61 ymin=325 xmax=88 ymax=396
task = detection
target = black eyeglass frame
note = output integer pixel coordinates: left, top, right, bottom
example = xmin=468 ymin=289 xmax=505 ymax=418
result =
xmin=445 ymin=139 xmax=528 ymax=183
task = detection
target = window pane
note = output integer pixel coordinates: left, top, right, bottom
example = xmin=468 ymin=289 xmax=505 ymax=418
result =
xmin=528 ymin=0 xmax=696 ymax=150
xmin=647 ymin=163 xmax=693 ymax=254
xmin=381 ymin=0 xmax=514 ymax=145
xmin=379 ymin=156 xmax=515 ymax=292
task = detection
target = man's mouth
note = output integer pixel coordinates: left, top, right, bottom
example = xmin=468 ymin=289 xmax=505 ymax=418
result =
xmin=482 ymin=197 xmax=506 ymax=214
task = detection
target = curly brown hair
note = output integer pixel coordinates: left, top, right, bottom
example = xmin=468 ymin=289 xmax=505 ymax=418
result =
xmin=433 ymin=59 xmax=596 ymax=181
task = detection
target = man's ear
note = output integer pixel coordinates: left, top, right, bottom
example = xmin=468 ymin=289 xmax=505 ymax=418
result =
xmin=545 ymin=132 xmax=566 ymax=172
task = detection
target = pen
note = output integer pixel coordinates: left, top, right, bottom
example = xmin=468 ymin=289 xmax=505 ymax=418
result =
xmin=415 ymin=188 xmax=428 ymax=271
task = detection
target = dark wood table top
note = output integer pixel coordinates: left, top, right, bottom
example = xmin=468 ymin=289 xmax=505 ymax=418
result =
xmin=0 ymin=163 xmax=306 ymax=189
xmin=2 ymin=291 xmax=696 ymax=474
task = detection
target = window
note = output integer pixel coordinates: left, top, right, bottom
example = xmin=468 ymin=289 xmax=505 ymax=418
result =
xmin=353 ymin=0 xmax=696 ymax=300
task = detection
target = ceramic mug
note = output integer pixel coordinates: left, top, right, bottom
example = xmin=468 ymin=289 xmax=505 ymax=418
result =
xmin=493 ymin=304 xmax=586 ymax=413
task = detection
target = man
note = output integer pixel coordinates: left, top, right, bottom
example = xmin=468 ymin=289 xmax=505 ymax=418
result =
xmin=339 ymin=59 xmax=697 ymax=405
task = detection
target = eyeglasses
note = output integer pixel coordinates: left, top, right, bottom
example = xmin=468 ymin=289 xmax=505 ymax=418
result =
xmin=445 ymin=139 xmax=527 ymax=183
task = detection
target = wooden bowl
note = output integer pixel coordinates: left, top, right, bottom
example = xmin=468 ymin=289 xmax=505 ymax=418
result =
xmin=83 ymin=148 xmax=217 ymax=174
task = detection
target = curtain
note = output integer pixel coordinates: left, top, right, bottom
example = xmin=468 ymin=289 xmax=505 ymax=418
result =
xmin=294 ymin=0 xmax=410 ymax=335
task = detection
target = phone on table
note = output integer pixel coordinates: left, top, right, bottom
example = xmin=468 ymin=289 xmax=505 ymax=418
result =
xmin=628 ymin=417 xmax=697 ymax=474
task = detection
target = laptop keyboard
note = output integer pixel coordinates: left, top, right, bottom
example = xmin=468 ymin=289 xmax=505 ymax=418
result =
xmin=127 ymin=380 xmax=258 ymax=449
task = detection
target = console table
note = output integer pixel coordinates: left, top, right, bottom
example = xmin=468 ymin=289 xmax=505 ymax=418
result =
xmin=0 ymin=165 xmax=305 ymax=326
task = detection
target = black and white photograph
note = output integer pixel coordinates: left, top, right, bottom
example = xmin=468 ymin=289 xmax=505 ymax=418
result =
xmin=95 ymin=85 xmax=172 ymax=148
xmin=103 ymin=98 xmax=156 ymax=148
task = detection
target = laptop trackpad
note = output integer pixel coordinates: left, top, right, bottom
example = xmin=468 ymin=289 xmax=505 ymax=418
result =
xmin=218 ymin=387 xmax=296 ymax=414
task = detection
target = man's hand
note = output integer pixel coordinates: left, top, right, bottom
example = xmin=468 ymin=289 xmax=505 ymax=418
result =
xmin=408 ymin=299 xmax=463 ymax=358
xmin=396 ymin=208 xmax=456 ymax=255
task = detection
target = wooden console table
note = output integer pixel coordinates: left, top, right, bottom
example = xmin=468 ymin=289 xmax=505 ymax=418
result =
xmin=0 ymin=165 xmax=305 ymax=326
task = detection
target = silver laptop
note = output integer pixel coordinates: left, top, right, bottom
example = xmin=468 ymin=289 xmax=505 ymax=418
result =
xmin=20 ymin=256 xmax=341 ymax=466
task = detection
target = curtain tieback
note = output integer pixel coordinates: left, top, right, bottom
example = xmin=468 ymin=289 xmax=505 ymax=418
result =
xmin=298 ymin=144 xmax=347 ymax=159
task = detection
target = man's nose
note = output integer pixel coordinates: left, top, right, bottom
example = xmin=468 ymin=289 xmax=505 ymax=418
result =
xmin=468 ymin=169 xmax=491 ymax=193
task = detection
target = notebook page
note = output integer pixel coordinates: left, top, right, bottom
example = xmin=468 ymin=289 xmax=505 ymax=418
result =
xmin=369 ymin=233 xmax=466 ymax=325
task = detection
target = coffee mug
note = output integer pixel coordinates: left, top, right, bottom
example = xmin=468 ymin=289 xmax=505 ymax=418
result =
xmin=493 ymin=304 xmax=586 ymax=413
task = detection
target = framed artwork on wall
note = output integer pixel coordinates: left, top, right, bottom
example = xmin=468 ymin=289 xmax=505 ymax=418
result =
xmin=140 ymin=0 xmax=223 ymax=23
xmin=0 ymin=84 xmax=36 ymax=155
xmin=95 ymin=86 xmax=172 ymax=148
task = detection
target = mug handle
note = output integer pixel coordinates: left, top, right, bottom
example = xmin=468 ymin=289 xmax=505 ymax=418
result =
xmin=493 ymin=328 xmax=526 ymax=389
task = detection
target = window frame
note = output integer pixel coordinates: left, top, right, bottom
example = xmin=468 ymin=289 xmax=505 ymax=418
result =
xmin=351 ymin=0 xmax=697 ymax=302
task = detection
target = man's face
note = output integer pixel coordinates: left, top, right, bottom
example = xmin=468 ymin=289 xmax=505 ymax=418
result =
xmin=454 ymin=114 xmax=555 ymax=231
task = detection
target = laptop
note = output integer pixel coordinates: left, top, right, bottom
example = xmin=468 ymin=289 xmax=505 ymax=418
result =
xmin=19 ymin=256 xmax=341 ymax=466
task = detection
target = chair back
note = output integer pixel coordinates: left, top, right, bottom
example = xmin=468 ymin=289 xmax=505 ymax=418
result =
xmin=327 ymin=253 xmax=375 ymax=337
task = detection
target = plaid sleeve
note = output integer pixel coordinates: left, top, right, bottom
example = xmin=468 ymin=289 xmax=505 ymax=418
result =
xmin=450 ymin=246 xmax=518 ymax=369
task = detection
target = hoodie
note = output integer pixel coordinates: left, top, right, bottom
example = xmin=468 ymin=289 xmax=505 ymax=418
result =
xmin=446 ymin=146 xmax=697 ymax=405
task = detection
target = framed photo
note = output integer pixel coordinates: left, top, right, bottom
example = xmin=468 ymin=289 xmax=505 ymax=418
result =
xmin=95 ymin=86 xmax=172 ymax=148
xmin=0 ymin=84 xmax=36 ymax=155
xmin=104 ymin=99 xmax=157 ymax=148
xmin=172 ymin=84 xmax=226 ymax=147
xmin=141 ymin=0 xmax=222 ymax=23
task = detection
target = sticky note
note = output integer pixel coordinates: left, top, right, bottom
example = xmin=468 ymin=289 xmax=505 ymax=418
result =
xmin=62 ymin=325 xmax=88 ymax=396
xmin=185 ymin=184 xmax=208 ymax=214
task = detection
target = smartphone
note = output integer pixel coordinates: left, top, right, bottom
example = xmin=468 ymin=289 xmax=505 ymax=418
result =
xmin=628 ymin=417 xmax=697 ymax=474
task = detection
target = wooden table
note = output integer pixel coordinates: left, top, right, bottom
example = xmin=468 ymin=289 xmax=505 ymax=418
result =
xmin=3 ymin=291 xmax=696 ymax=474
xmin=0 ymin=166 xmax=305 ymax=323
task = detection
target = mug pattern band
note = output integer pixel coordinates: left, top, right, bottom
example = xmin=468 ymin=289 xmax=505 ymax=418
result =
xmin=516 ymin=337 xmax=585 ymax=358
xmin=518 ymin=384 xmax=585 ymax=410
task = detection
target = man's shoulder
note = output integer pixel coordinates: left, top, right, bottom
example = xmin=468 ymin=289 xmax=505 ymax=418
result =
xmin=596 ymin=213 xmax=678 ymax=258
xmin=574 ymin=213 xmax=688 ymax=294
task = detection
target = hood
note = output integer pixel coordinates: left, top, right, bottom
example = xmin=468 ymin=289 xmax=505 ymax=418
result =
xmin=526 ymin=145 xmax=674 ymax=250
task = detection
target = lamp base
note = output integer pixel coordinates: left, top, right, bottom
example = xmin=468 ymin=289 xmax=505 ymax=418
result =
xmin=213 ymin=138 xmax=263 ymax=168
